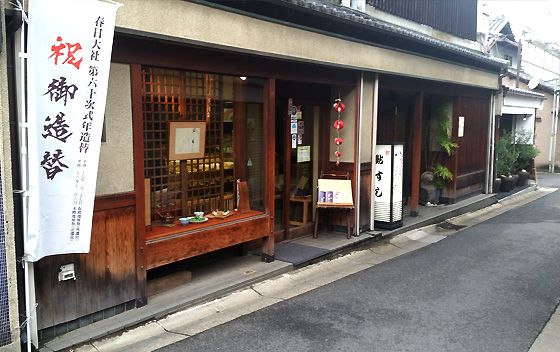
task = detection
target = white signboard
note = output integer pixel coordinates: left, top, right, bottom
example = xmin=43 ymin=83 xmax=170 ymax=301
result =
xmin=374 ymin=145 xmax=403 ymax=224
xmin=458 ymin=115 xmax=465 ymax=138
xmin=373 ymin=145 xmax=392 ymax=204
xmin=26 ymin=0 xmax=121 ymax=261
xmin=392 ymin=145 xmax=403 ymax=203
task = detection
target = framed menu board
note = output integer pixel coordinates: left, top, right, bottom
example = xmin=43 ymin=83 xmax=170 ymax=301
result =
xmin=316 ymin=179 xmax=354 ymax=207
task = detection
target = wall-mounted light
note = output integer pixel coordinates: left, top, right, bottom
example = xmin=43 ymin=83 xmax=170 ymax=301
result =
xmin=239 ymin=76 xmax=247 ymax=81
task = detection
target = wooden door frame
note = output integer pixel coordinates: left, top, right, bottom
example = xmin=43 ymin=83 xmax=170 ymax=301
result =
xmin=279 ymin=98 xmax=329 ymax=240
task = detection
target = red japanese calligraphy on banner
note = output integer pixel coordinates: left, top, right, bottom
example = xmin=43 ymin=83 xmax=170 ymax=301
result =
xmin=26 ymin=0 xmax=122 ymax=261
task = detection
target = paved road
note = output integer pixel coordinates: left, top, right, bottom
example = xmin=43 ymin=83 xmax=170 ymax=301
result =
xmin=158 ymin=189 xmax=560 ymax=352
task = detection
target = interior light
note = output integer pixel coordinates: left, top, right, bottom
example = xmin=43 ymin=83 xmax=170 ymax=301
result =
xmin=239 ymin=76 xmax=247 ymax=81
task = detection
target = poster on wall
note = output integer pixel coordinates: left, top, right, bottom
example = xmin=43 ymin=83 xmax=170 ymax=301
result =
xmin=297 ymin=146 xmax=310 ymax=163
xmin=26 ymin=0 xmax=122 ymax=261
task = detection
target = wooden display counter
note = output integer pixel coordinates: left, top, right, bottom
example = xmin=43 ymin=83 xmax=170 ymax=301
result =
xmin=145 ymin=210 xmax=270 ymax=269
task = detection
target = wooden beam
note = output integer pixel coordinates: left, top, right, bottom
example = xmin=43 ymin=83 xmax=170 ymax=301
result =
xmin=262 ymin=78 xmax=276 ymax=262
xmin=410 ymin=92 xmax=423 ymax=216
xmin=130 ymin=64 xmax=147 ymax=306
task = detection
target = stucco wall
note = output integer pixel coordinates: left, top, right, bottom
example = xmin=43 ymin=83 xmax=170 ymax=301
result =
xmin=330 ymin=86 xmax=356 ymax=163
xmin=114 ymin=0 xmax=498 ymax=90
xmin=95 ymin=63 xmax=134 ymax=196
xmin=360 ymin=73 xmax=376 ymax=164
xmin=0 ymin=2 xmax=20 ymax=350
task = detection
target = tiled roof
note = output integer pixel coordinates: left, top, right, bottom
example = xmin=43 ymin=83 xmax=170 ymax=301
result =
xmin=504 ymin=86 xmax=546 ymax=98
xmin=279 ymin=0 xmax=508 ymax=69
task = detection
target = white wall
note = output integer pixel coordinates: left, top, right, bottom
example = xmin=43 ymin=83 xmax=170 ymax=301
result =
xmin=96 ymin=63 xmax=134 ymax=196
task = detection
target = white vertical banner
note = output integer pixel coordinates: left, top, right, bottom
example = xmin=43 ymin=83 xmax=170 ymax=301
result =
xmin=26 ymin=0 xmax=122 ymax=261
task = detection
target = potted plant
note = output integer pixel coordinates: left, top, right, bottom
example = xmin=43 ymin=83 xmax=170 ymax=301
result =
xmin=495 ymin=132 xmax=518 ymax=192
xmin=421 ymin=99 xmax=458 ymax=204
xmin=514 ymin=131 xmax=539 ymax=186
xmin=432 ymin=163 xmax=453 ymax=203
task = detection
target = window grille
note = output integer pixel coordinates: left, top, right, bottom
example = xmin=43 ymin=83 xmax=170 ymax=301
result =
xmin=142 ymin=67 xmax=226 ymax=222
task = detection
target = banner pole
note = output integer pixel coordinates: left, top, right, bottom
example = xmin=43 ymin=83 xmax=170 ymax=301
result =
xmin=14 ymin=1 xmax=38 ymax=349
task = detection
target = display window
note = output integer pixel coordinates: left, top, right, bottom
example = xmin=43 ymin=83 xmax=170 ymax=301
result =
xmin=141 ymin=67 xmax=266 ymax=230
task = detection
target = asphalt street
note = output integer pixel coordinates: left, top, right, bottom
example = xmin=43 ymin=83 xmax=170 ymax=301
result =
xmin=158 ymin=185 xmax=560 ymax=352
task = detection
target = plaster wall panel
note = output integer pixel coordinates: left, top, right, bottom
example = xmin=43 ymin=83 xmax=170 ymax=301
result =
xmin=114 ymin=0 xmax=499 ymax=90
xmin=360 ymin=73 xmax=375 ymax=163
xmin=96 ymin=63 xmax=134 ymax=195
xmin=330 ymin=85 xmax=356 ymax=163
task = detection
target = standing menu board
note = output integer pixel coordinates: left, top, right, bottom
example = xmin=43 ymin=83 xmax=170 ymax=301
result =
xmin=317 ymin=179 xmax=354 ymax=207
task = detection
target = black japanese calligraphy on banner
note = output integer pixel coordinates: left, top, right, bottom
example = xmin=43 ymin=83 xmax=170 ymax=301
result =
xmin=26 ymin=0 xmax=122 ymax=262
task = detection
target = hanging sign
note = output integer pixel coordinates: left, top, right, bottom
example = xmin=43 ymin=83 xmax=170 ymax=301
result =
xmin=26 ymin=0 xmax=122 ymax=261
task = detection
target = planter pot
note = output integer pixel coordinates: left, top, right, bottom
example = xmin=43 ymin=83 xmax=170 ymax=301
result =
xmin=517 ymin=170 xmax=529 ymax=186
xmin=500 ymin=175 xmax=515 ymax=192
xmin=493 ymin=178 xmax=502 ymax=193
xmin=434 ymin=188 xmax=442 ymax=204
xmin=512 ymin=174 xmax=519 ymax=186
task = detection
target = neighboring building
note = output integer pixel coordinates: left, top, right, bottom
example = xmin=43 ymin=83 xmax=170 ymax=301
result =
xmin=2 ymin=0 xmax=504 ymax=348
xmin=479 ymin=10 xmax=560 ymax=172
xmin=0 ymin=4 xmax=20 ymax=351
xmin=521 ymin=39 xmax=560 ymax=170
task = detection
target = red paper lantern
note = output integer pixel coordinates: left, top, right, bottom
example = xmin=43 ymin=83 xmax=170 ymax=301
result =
xmin=335 ymin=150 xmax=342 ymax=157
xmin=333 ymin=100 xmax=345 ymax=113
xmin=334 ymin=137 xmax=343 ymax=145
xmin=333 ymin=119 xmax=344 ymax=130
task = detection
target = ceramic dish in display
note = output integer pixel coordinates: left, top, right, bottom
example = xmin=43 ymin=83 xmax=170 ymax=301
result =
xmin=189 ymin=217 xmax=208 ymax=223
xmin=178 ymin=217 xmax=190 ymax=226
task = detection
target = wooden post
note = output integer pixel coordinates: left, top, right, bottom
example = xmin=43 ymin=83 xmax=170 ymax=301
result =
xmin=130 ymin=64 xmax=147 ymax=305
xmin=234 ymin=79 xmax=247 ymax=181
xmin=449 ymin=96 xmax=461 ymax=202
xmin=262 ymin=78 xmax=275 ymax=262
xmin=284 ymin=97 xmax=292 ymax=240
xmin=410 ymin=92 xmax=423 ymax=217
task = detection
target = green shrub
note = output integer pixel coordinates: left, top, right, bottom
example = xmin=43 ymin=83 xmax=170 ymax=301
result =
xmin=514 ymin=130 xmax=539 ymax=171
xmin=495 ymin=132 xmax=519 ymax=176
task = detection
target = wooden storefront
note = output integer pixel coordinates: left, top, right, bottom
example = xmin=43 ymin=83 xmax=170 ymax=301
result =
xmin=33 ymin=34 xmax=360 ymax=335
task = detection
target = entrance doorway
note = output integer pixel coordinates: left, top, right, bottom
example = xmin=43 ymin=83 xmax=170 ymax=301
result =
xmin=377 ymin=90 xmax=415 ymax=205
xmin=274 ymin=81 xmax=330 ymax=240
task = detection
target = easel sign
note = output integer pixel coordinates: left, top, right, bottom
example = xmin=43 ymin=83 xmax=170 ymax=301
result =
xmin=317 ymin=179 xmax=354 ymax=207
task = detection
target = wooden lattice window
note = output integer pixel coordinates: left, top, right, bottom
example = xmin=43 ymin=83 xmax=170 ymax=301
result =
xmin=142 ymin=67 xmax=229 ymax=222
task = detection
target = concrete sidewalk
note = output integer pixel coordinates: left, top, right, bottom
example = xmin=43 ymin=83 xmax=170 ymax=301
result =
xmin=41 ymin=186 xmax=544 ymax=351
